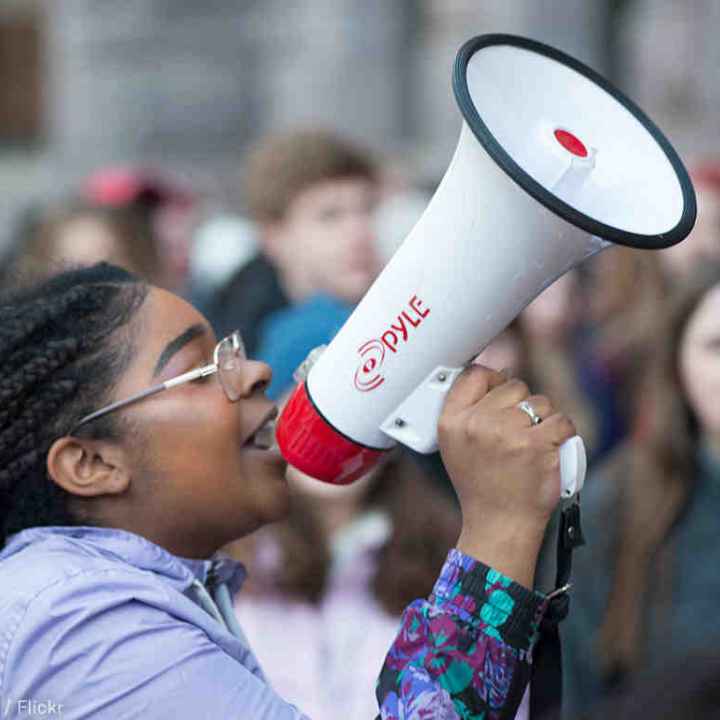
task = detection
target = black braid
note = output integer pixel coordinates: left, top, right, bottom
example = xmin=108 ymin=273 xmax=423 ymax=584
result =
xmin=0 ymin=263 xmax=148 ymax=547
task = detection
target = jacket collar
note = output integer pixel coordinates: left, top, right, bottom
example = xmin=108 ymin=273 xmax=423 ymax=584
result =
xmin=0 ymin=525 xmax=247 ymax=595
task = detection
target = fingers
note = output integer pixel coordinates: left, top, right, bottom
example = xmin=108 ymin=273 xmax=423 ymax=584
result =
xmin=442 ymin=364 xmax=506 ymax=415
xmin=516 ymin=394 xmax=553 ymax=423
xmin=443 ymin=367 xmax=577 ymax=449
xmin=532 ymin=412 xmax=577 ymax=447
xmin=483 ymin=378 xmax=532 ymax=410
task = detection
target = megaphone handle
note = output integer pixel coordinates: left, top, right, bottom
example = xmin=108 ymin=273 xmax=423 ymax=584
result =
xmin=559 ymin=435 xmax=586 ymax=498
xmin=380 ymin=365 xmax=586 ymax=498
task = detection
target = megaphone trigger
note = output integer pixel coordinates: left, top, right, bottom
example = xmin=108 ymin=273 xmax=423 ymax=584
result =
xmin=379 ymin=365 xmax=465 ymax=453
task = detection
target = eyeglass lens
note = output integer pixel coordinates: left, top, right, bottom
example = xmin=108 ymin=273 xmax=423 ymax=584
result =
xmin=216 ymin=332 xmax=247 ymax=402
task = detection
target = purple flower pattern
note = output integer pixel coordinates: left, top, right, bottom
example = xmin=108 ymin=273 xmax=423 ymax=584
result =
xmin=376 ymin=550 xmax=546 ymax=720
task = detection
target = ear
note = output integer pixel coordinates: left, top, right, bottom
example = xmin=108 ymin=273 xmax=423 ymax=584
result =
xmin=47 ymin=436 xmax=131 ymax=498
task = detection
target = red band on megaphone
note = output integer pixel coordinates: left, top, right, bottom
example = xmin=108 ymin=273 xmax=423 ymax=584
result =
xmin=276 ymin=382 xmax=386 ymax=485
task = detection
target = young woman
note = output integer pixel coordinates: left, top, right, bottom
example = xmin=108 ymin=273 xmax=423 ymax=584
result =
xmin=0 ymin=263 xmax=576 ymax=719
xmin=563 ymin=263 xmax=720 ymax=713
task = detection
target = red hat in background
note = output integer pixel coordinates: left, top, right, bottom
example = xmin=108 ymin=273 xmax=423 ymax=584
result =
xmin=83 ymin=167 xmax=194 ymax=210
xmin=691 ymin=161 xmax=720 ymax=196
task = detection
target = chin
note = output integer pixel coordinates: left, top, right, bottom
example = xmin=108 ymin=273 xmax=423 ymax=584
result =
xmin=258 ymin=456 xmax=292 ymax=521
xmin=334 ymin=276 xmax=373 ymax=303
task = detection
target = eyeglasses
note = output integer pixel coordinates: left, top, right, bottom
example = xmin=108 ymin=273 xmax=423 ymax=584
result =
xmin=71 ymin=331 xmax=246 ymax=434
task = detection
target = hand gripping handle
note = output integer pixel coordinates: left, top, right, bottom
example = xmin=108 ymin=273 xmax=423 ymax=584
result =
xmin=380 ymin=365 xmax=586 ymax=498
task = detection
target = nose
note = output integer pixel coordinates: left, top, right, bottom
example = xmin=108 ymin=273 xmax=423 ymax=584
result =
xmin=237 ymin=360 xmax=273 ymax=397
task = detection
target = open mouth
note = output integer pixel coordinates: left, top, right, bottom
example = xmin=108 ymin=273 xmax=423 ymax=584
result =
xmin=244 ymin=407 xmax=279 ymax=450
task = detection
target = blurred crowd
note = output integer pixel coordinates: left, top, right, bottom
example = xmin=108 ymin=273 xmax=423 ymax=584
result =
xmin=1 ymin=128 xmax=718 ymax=719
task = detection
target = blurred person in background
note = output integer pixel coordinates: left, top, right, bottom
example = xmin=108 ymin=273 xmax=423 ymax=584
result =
xmin=206 ymin=129 xmax=380 ymax=356
xmin=659 ymin=163 xmax=720 ymax=282
xmin=187 ymin=213 xmax=259 ymax=313
xmin=251 ymin=151 xmax=433 ymax=400
xmin=580 ymin=651 xmax=720 ymax=720
xmin=563 ymin=262 xmax=720 ymax=715
xmin=573 ymin=247 xmax=668 ymax=463
xmin=232 ymin=454 xmax=460 ymax=720
xmin=579 ymin=247 xmax=666 ymax=382
xmin=473 ymin=319 xmax=529 ymax=379
xmin=84 ymin=166 xmax=197 ymax=292
xmin=1 ymin=200 xmax=163 ymax=288
xmin=520 ymin=272 xmax=605 ymax=460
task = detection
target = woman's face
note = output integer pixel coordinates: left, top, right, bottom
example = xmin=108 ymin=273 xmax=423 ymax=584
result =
xmin=679 ymin=284 xmax=720 ymax=437
xmin=110 ymin=287 xmax=289 ymax=554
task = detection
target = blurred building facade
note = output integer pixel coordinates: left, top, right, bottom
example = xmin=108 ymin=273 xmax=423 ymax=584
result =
xmin=0 ymin=0 xmax=718 ymax=251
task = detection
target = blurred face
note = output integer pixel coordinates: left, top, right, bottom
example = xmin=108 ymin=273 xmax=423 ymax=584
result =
xmin=265 ymin=177 xmax=379 ymax=303
xmin=52 ymin=217 xmax=134 ymax=270
xmin=679 ymin=284 xmax=720 ymax=438
xmin=108 ymin=288 xmax=289 ymax=554
xmin=521 ymin=271 xmax=580 ymax=342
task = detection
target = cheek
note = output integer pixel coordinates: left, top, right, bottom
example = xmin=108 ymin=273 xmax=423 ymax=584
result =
xmin=141 ymin=394 xmax=242 ymax=471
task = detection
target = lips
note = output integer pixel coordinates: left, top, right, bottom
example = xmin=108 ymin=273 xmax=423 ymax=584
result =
xmin=243 ymin=406 xmax=279 ymax=450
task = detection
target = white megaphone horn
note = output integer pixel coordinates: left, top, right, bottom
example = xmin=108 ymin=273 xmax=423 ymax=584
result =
xmin=275 ymin=33 xmax=696 ymax=498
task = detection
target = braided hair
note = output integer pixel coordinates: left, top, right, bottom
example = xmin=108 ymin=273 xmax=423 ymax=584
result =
xmin=0 ymin=263 xmax=148 ymax=547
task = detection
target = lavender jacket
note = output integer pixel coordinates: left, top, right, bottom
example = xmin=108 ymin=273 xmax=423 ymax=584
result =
xmin=0 ymin=526 xmax=547 ymax=719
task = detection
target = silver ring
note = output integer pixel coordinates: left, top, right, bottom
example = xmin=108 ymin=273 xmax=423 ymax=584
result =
xmin=518 ymin=400 xmax=542 ymax=425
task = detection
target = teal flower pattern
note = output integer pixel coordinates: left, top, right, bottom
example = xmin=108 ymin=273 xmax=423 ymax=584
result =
xmin=376 ymin=549 xmax=547 ymax=719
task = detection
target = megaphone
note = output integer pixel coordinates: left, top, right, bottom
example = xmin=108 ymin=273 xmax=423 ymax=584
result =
xmin=275 ymin=33 xmax=696 ymax=496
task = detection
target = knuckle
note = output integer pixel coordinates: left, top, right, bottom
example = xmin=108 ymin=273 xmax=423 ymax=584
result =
xmin=466 ymin=412 xmax=485 ymax=440
xmin=535 ymin=395 xmax=553 ymax=415
xmin=465 ymin=363 xmax=489 ymax=385
xmin=437 ymin=414 xmax=456 ymax=440
xmin=508 ymin=378 xmax=530 ymax=398
xmin=437 ymin=422 xmax=449 ymax=442
xmin=559 ymin=415 xmax=577 ymax=437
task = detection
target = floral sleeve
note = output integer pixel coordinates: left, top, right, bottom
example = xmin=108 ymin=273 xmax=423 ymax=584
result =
xmin=376 ymin=549 xmax=547 ymax=720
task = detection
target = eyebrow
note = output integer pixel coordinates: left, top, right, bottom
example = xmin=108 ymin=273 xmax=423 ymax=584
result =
xmin=153 ymin=324 xmax=208 ymax=377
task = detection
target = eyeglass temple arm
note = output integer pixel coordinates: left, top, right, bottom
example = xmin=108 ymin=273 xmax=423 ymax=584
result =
xmin=73 ymin=364 xmax=218 ymax=432
xmin=164 ymin=363 xmax=216 ymax=388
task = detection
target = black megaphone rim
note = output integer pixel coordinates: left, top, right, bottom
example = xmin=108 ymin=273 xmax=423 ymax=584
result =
xmin=453 ymin=33 xmax=697 ymax=250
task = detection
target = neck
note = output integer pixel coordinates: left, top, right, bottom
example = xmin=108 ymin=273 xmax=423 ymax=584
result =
xmin=82 ymin=503 xmax=223 ymax=560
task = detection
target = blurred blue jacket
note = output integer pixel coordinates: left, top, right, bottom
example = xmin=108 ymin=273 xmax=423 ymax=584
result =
xmin=255 ymin=294 xmax=354 ymax=400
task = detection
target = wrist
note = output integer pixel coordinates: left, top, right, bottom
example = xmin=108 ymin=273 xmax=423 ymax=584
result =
xmin=456 ymin=513 xmax=547 ymax=589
